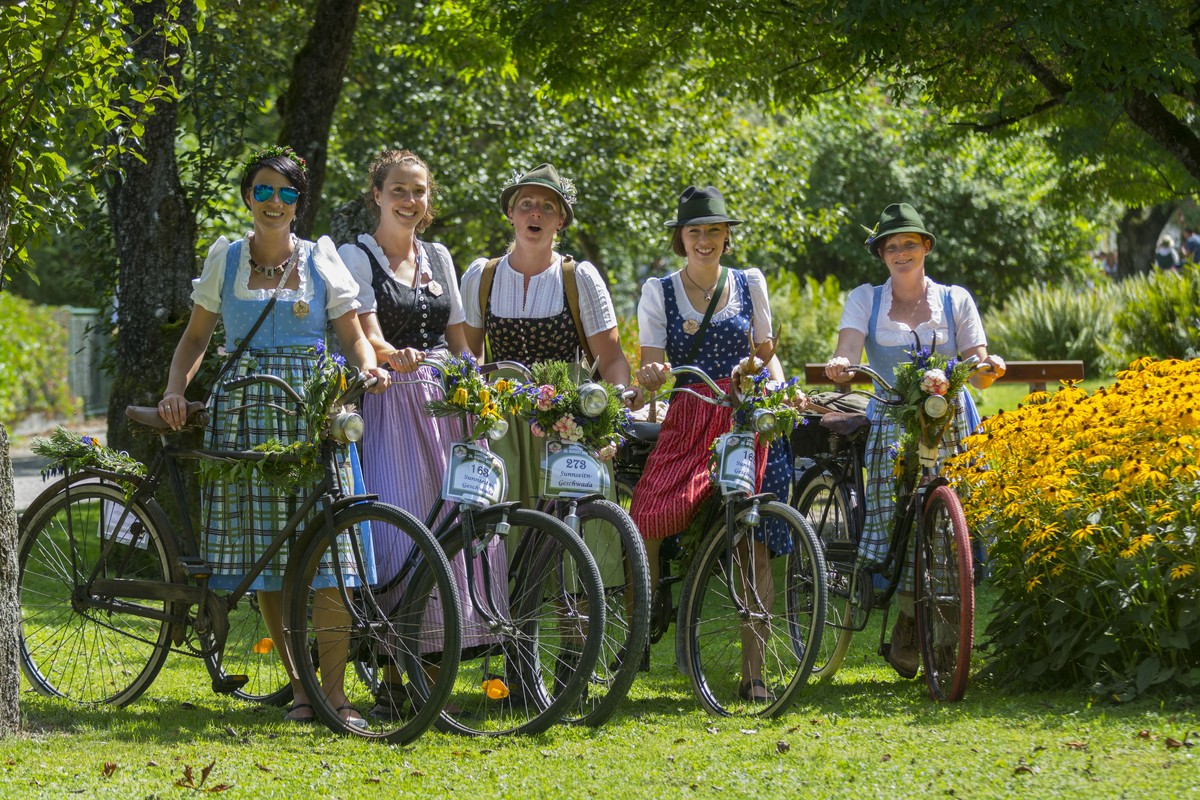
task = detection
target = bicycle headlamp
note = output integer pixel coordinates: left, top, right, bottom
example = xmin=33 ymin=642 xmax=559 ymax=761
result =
xmin=578 ymin=382 xmax=609 ymax=417
xmin=485 ymin=417 xmax=510 ymax=440
xmin=923 ymin=394 xmax=950 ymax=419
xmin=330 ymin=411 xmax=364 ymax=444
xmin=752 ymin=408 xmax=777 ymax=434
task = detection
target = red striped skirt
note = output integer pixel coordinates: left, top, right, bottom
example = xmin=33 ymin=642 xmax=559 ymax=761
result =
xmin=629 ymin=378 xmax=768 ymax=540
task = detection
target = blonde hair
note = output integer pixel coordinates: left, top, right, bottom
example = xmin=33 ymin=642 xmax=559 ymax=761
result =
xmin=364 ymin=149 xmax=437 ymax=232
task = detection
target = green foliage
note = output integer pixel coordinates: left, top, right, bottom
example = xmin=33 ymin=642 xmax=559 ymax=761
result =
xmin=982 ymin=281 xmax=1122 ymax=376
xmin=0 ymin=0 xmax=193 ymax=280
xmin=0 ymin=294 xmax=76 ymax=425
xmin=765 ymin=270 xmax=844 ymax=379
xmin=1109 ymin=263 xmax=1200 ymax=366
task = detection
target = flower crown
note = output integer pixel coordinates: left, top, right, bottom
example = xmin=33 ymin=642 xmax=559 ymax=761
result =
xmin=246 ymin=144 xmax=308 ymax=176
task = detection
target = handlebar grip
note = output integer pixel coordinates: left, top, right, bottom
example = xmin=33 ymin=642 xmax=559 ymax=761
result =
xmin=222 ymin=373 xmax=304 ymax=403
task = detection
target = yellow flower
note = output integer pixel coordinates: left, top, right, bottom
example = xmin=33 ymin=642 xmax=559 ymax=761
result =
xmin=493 ymin=379 xmax=511 ymax=393
xmin=452 ymin=387 xmax=469 ymax=406
xmin=1170 ymin=564 xmax=1195 ymax=580
xmin=479 ymin=389 xmax=491 ymax=406
xmin=480 ymin=402 xmax=499 ymax=420
xmin=1025 ymin=575 xmax=1043 ymax=592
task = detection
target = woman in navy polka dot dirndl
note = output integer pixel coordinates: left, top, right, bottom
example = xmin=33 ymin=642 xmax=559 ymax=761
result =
xmin=630 ymin=186 xmax=793 ymax=703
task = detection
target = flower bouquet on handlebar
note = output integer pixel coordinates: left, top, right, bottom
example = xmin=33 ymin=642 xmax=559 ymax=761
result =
xmin=424 ymin=351 xmax=526 ymax=442
xmin=525 ymin=360 xmax=630 ymax=499
xmin=884 ymin=338 xmax=976 ymax=494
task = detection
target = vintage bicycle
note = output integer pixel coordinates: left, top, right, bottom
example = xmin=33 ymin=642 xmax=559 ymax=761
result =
xmin=791 ymin=357 xmax=983 ymax=701
xmin=18 ymin=367 xmax=462 ymax=743
xmin=615 ymin=362 xmax=827 ymax=717
xmin=386 ymin=352 xmax=608 ymax=736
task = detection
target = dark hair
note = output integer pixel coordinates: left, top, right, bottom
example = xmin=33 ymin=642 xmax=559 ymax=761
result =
xmin=365 ymin=149 xmax=437 ymax=233
xmin=240 ymin=153 xmax=309 ymax=220
xmin=670 ymin=224 xmax=733 ymax=258
xmin=874 ymin=231 xmax=933 ymax=261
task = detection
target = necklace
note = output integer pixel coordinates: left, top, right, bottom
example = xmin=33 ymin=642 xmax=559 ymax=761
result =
xmin=683 ymin=265 xmax=721 ymax=301
xmin=248 ymin=234 xmax=296 ymax=279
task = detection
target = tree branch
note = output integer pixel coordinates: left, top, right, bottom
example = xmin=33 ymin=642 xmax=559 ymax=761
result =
xmin=1123 ymin=88 xmax=1200 ymax=184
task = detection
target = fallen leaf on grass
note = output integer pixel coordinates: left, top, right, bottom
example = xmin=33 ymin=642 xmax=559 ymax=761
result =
xmin=673 ymin=737 xmax=686 ymax=744
xmin=223 ymin=726 xmax=238 ymax=738
xmin=255 ymin=764 xmax=270 ymax=773
xmin=1165 ymin=738 xmax=1185 ymax=749
xmin=776 ymin=742 xmax=790 ymax=754
xmin=180 ymin=702 xmax=196 ymax=710
xmin=1137 ymin=729 xmax=1155 ymax=740
xmin=1064 ymin=741 xmax=1088 ymax=750
xmin=706 ymin=727 xmax=719 ymax=735
xmin=1014 ymin=764 xmax=1040 ymax=775
xmin=147 ymin=760 xmax=158 ymax=767
xmin=881 ymin=754 xmax=891 ymax=762
xmin=365 ymin=777 xmax=381 ymax=784
xmin=411 ymin=771 xmax=424 ymax=777
xmin=740 ymin=729 xmax=757 ymax=736
xmin=102 ymin=762 xmax=118 ymax=777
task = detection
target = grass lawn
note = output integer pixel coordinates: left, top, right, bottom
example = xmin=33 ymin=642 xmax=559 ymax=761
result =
xmin=2 ymin=588 xmax=1196 ymax=799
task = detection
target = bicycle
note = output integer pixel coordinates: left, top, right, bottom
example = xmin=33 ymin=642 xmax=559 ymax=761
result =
xmin=499 ymin=359 xmax=652 ymax=727
xmin=396 ymin=352 xmax=608 ymax=736
xmin=18 ymin=369 xmax=462 ymax=743
xmin=791 ymin=359 xmax=981 ymax=701
xmin=618 ymin=363 xmax=827 ymax=718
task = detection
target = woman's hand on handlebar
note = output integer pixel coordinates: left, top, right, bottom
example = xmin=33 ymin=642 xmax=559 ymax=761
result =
xmin=636 ymin=361 xmax=671 ymax=393
xmin=825 ymin=355 xmax=856 ymax=383
xmin=970 ymin=354 xmax=1006 ymax=389
xmin=365 ymin=366 xmax=391 ymax=393
xmin=620 ymin=385 xmax=647 ymax=411
xmin=384 ymin=347 xmax=425 ymax=374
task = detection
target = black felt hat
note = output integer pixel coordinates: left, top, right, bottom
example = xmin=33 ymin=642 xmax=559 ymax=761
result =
xmin=664 ymin=186 xmax=743 ymax=228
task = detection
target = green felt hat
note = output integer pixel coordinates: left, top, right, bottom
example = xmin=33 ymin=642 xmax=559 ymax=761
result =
xmin=664 ymin=185 xmax=743 ymax=228
xmin=864 ymin=203 xmax=936 ymax=257
xmin=499 ymin=163 xmax=575 ymax=227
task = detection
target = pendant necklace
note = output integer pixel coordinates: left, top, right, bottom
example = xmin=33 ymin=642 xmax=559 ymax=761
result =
xmin=683 ymin=265 xmax=720 ymax=301
xmin=249 ymin=234 xmax=297 ymax=280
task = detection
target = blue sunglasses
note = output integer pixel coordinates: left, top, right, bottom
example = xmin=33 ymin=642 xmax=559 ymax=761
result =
xmin=252 ymin=184 xmax=300 ymax=205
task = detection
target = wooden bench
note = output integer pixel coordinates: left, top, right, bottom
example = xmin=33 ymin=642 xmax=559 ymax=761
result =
xmin=804 ymin=360 xmax=1085 ymax=394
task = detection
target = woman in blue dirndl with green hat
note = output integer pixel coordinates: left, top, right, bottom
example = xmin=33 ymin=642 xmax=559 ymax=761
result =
xmin=825 ymin=202 xmax=1005 ymax=679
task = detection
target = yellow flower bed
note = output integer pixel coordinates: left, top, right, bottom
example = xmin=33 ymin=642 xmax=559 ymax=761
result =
xmin=945 ymin=357 xmax=1200 ymax=697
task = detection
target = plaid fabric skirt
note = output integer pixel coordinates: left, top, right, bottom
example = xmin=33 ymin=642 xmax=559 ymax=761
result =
xmin=860 ymin=390 xmax=973 ymax=591
xmin=203 ymin=347 xmax=369 ymax=592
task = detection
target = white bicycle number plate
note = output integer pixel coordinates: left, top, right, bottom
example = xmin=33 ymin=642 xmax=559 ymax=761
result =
xmin=442 ymin=442 xmax=506 ymax=508
xmin=714 ymin=432 xmax=757 ymax=496
xmin=541 ymin=441 xmax=609 ymax=498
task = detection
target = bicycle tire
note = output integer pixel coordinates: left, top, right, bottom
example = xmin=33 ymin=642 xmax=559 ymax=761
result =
xmin=434 ymin=506 xmax=605 ymax=736
xmin=792 ymin=472 xmax=856 ymax=680
xmin=285 ymin=501 xmax=462 ymax=743
xmin=202 ymin=590 xmax=292 ymax=706
xmin=677 ymin=499 xmax=826 ymax=717
xmin=18 ymin=480 xmax=176 ymax=706
xmin=914 ymin=484 xmax=974 ymax=702
xmin=557 ymin=499 xmax=650 ymax=727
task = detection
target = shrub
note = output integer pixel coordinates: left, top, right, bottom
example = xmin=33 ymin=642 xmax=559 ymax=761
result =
xmin=945 ymin=358 xmax=1200 ymax=698
xmin=1108 ymin=263 xmax=1200 ymax=367
xmin=981 ymin=281 xmax=1120 ymax=377
xmin=0 ymin=293 xmax=76 ymax=426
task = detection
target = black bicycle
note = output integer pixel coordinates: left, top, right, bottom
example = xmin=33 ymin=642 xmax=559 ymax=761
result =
xmin=791 ymin=361 xmax=980 ymax=701
xmin=615 ymin=364 xmax=827 ymax=717
xmin=19 ymin=370 xmax=462 ymax=742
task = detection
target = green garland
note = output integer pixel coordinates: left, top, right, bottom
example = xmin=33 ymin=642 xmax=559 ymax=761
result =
xmin=32 ymin=427 xmax=146 ymax=480
xmin=197 ymin=342 xmax=351 ymax=489
xmin=526 ymin=360 xmax=629 ymax=457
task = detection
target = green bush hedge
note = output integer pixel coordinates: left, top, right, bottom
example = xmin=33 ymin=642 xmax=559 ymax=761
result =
xmin=982 ymin=281 xmax=1120 ymax=376
xmin=0 ymin=293 xmax=76 ymax=425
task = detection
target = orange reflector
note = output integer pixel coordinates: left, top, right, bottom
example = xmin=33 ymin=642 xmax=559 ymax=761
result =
xmin=252 ymin=638 xmax=274 ymax=655
xmin=482 ymin=677 xmax=509 ymax=700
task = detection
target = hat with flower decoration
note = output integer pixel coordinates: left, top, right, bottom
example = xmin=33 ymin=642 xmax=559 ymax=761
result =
xmin=863 ymin=203 xmax=936 ymax=257
xmin=500 ymin=164 xmax=576 ymax=227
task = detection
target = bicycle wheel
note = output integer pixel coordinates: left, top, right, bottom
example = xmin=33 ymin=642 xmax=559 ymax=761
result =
xmin=678 ymin=499 xmax=826 ymax=717
xmin=202 ymin=590 xmax=291 ymax=706
xmin=18 ymin=480 xmax=176 ymax=706
xmin=285 ymin=501 xmax=461 ymax=743
xmin=435 ymin=507 xmax=605 ymax=736
xmin=557 ymin=499 xmax=650 ymax=727
xmin=914 ymin=484 xmax=974 ymax=702
xmin=792 ymin=473 xmax=856 ymax=680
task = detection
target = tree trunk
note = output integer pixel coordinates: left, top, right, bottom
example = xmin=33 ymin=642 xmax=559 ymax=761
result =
xmin=0 ymin=424 xmax=19 ymax=737
xmin=279 ymin=0 xmax=362 ymax=238
xmin=1116 ymin=204 xmax=1175 ymax=279
xmin=107 ymin=0 xmax=198 ymax=458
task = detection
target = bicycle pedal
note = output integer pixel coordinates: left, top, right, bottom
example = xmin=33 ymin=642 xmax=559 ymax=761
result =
xmin=212 ymin=673 xmax=250 ymax=694
xmin=178 ymin=556 xmax=213 ymax=578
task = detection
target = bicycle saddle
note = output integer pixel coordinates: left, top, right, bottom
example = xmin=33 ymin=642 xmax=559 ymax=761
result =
xmin=125 ymin=402 xmax=209 ymax=431
xmin=820 ymin=411 xmax=870 ymax=437
xmin=626 ymin=421 xmax=661 ymax=444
